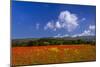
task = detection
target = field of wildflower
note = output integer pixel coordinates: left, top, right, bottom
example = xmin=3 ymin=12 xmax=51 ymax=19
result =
xmin=12 ymin=45 xmax=96 ymax=66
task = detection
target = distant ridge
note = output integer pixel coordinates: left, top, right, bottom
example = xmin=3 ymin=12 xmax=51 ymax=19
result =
xmin=12 ymin=36 xmax=95 ymax=42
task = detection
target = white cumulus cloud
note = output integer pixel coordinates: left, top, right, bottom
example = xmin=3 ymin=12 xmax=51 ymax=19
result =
xmin=79 ymin=30 xmax=92 ymax=36
xmin=53 ymin=25 xmax=95 ymax=38
xmin=44 ymin=10 xmax=81 ymax=32
xmin=55 ymin=21 xmax=62 ymax=29
xmin=58 ymin=10 xmax=79 ymax=32
xmin=53 ymin=34 xmax=69 ymax=38
xmin=72 ymin=25 xmax=95 ymax=37
xmin=53 ymin=34 xmax=61 ymax=38
xmin=89 ymin=25 xmax=95 ymax=30
xmin=44 ymin=21 xmax=56 ymax=31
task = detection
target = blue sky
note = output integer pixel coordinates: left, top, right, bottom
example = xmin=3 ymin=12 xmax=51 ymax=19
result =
xmin=12 ymin=1 xmax=96 ymax=39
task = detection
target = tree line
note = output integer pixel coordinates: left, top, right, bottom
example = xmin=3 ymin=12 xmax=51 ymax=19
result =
xmin=12 ymin=38 xmax=96 ymax=47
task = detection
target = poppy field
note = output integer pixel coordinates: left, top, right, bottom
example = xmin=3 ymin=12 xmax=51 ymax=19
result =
xmin=12 ymin=45 xmax=96 ymax=66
